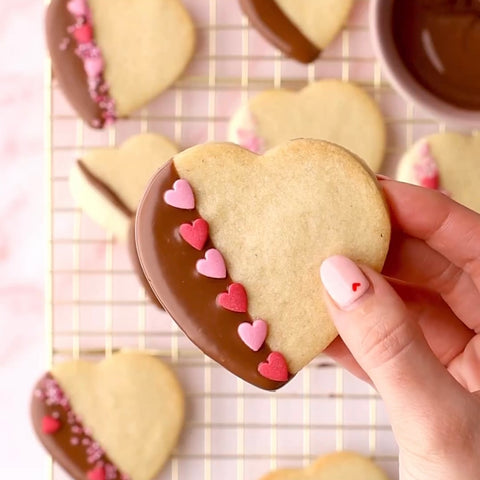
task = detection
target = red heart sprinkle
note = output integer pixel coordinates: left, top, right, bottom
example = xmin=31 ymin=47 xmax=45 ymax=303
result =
xmin=41 ymin=415 xmax=61 ymax=434
xmin=179 ymin=219 xmax=209 ymax=251
xmin=352 ymin=282 xmax=361 ymax=292
xmin=73 ymin=24 xmax=93 ymax=44
xmin=258 ymin=352 xmax=289 ymax=382
xmin=420 ymin=173 xmax=439 ymax=190
xmin=87 ymin=467 xmax=106 ymax=480
xmin=217 ymin=283 xmax=248 ymax=313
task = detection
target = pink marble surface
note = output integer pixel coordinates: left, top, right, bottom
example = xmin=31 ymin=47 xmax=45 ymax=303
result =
xmin=0 ymin=0 xmax=46 ymax=476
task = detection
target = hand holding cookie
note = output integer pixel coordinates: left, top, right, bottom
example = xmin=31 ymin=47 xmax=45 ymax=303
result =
xmin=321 ymin=180 xmax=480 ymax=480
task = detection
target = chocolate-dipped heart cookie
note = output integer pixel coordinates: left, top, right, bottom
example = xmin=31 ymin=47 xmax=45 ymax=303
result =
xmin=31 ymin=352 xmax=184 ymax=480
xmin=134 ymin=139 xmax=391 ymax=390
xmin=239 ymin=0 xmax=353 ymax=63
xmin=69 ymin=133 xmax=178 ymax=242
xmin=397 ymin=132 xmax=480 ymax=213
xmin=46 ymin=0 xmax=195 ymax=128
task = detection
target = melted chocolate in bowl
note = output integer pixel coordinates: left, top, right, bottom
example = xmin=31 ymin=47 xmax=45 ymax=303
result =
xmin=392 ymin=0 xmax=480 ymax=111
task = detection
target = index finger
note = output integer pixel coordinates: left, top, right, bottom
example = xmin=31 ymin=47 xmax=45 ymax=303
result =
xmin=381 ymin=179 xmax=480 ymax=285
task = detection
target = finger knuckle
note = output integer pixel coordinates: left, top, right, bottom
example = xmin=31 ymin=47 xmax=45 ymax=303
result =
xmin=359 ymin=311 xmax=419 ymax=372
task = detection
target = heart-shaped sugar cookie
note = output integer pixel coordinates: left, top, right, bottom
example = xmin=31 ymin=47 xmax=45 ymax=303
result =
xmin=70 ymin=133 xmax=178 ymax=242
xmin=31 ymin=352 xmax=184 ymax=480
xmin=239 ymin=0 xmax=353 ymax=63
xmin=259 ymin=451 xmax=389 ymax=480
xmin=229 ymin=80 xmax=386 ymax=172
xmin=396 ymin=132 xmax=480 ymax=212
xmin=46 ymin=0 xmax=195 ymax=127
xmin=135 ymin=139 xmax=390 ymax=390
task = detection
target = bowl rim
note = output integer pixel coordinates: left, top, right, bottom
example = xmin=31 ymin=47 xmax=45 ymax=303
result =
xmin=369 ymin=0 xmax=480 ymax=127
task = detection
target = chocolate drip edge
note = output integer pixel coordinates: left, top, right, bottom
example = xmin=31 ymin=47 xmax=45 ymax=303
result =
xmin=239 ymin=0 xmax=321 ymax=64
xmin=135 ymin=160 xmax=293 ymax=391
xmin=76 ymin=160 xmax=134 ymax=218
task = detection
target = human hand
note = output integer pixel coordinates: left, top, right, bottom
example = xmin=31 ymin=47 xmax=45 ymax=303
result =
xmin=320 ymin=179 xmax=480 ymax=480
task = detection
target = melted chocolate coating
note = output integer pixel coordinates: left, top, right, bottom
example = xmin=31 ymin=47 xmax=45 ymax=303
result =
xmin=31 ymin=373 xmax=124 ymax=480
xmin=239 ymin=0 xmax=320 ymax=63
xmin=46 ymin=0 xmax=104 ymax=127
xmin=127 ymin=220 xmax=164 ymax=309
xmin=135 ymin=161 xmax=291 ymax=391
xmin=77 ymin=160 xmax=133 ymax=218
xmin=392 ymin=0 xmax=480 ymax=110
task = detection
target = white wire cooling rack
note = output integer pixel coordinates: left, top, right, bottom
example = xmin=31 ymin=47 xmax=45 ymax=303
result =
xmin=44 ymin=0 xmax=471 ymax=478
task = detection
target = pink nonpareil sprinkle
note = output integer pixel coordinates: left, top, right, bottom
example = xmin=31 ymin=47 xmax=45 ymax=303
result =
xmin=71 ymin=425 xmax=83 ymax=434
xmin=59 ymin=37 xmax=71 ymax=51
xmin=34 ymin=389 xmax=44 ymax=399
xmin=105 ymin=464 xmax=118 ymax=480
xmin=67 ymin=1 xmax=117 ymax=123
xmin=414 ymin=141 xmax=440 ymax=190
xmin=236 ymin=128 xmax=263 ymax=154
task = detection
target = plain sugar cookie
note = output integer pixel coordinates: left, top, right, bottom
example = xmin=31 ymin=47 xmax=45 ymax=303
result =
xmin=69 ymin=133 xmax=179 ymax=242
xmin=31 ymin=352 xmax=184 ymax=480
xmin=396 ymin=132 xmax=480 ymax=212
xmin=228 ymin=80 xmax=386 ymax=172
xmin=259 ymin=451 xmax=390 ymax=480
xmin=239 ymin=0 xmax=353 ymax=63
xmin=134 ymin=139 xmax=391 ymax=390
xmin=46 ymin=0 xmax=195 ymax=127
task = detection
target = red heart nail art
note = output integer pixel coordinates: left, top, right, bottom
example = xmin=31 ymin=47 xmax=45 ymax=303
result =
xmin=217 ymin=283 xmax=248 ymax=313
xmin=179 ymin=218 xmax=209 ymax=251
xmin=42 ymin=415 xmax=61 ymax=434
xmin=352 ymin=282 xmax=361 ymax=292
xmin=258 ymin=352 xmax=289 ymax=381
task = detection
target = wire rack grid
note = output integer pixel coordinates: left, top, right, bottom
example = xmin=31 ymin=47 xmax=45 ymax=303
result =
xmin=43 ymin=0 xmax=468 ymax=478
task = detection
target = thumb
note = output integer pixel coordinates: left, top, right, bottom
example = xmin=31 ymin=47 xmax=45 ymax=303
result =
xmin=320 ymin=255 xmax=465 ymax=427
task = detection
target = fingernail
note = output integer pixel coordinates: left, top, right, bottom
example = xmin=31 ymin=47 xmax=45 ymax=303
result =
xmin=376 ymin=174 xmax=392 ymax=181
xmin=320 ymin=256 xmax=370 ymax=310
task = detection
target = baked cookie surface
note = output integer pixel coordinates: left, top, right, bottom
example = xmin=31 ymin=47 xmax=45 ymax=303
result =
xmin=229 ymin=80 xmax=386 ymax=172
xmin=396 ymin=132 xmax=480 ymax=212
xmin=31 ymin=352 xmax=184 ymax=480
xmin=70 ymin=133 xmax=178 ymax=241
xmin=259 ymin=451 xmax=390 ymax=480
xmin=135 ymin=139 xmax=391 ymax=389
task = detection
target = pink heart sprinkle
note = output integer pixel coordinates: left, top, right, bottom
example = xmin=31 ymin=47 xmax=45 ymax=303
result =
xmin=164 ymin=179 xmax=195 ymax=210
xmin=238 ymin=320 xmax=267 ymax=351
xmin=84 ymin=56 xmax=104 ymax=78
xmin=196 ymin=249 xmax=226 ymax=279
xmin=67 ymin=0 xmax=88 ymax=16
xmin=87 ymin=467 xmax=105 ymax=480
xmin=258 ymin=352 xmax=289 ymax=382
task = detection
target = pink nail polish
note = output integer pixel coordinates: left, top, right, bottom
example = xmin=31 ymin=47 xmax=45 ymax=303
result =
xmin=320 ymin=256 xmax=370 ymax=309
